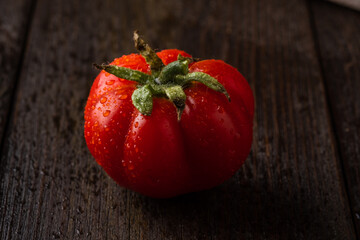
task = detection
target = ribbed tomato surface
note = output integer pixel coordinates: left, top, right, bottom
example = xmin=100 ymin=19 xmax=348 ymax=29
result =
xmin=84 ymin=49 xmax=254 ymax=198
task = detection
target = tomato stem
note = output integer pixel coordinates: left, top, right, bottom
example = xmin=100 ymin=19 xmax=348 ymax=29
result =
xmin=133 ymin=31 xmax=164 ymax=75
xmin=93 ymin=32 xmax=231 ymax=120
xmin=157 ymin=59 xmax=190 ymax=85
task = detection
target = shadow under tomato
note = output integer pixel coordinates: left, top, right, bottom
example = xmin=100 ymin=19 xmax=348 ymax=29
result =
xmin=134 ymin=176 xmax=330 ymax=239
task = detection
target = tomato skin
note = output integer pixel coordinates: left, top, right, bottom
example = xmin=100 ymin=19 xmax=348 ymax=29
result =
xmin=84 ymin=49 xmax=254 ymax=198
xmin=182 ymin=60 xmax=254 ymax=191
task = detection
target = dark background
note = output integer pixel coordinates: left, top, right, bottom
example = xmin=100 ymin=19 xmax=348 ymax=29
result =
xmin=0 ymin=0 xmax=359 ymax=239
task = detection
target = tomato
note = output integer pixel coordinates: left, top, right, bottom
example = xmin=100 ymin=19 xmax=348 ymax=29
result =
xmin=84 ymin=33 xmax=254 ymax=198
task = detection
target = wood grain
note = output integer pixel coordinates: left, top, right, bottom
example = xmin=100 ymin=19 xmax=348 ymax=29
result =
xmin=311 ymin=0 xmax=360 ymax=236
xmin=0 ymin=0 xmax=356 ymax=239
xmin=0 ymin=0 xmax=35 ymax=149
xmin=326 ymin=0 xmax=360 ymax=11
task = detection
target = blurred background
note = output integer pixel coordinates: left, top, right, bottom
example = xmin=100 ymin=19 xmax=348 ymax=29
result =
xmin=0 ymin=0 xmax=359 ymax=239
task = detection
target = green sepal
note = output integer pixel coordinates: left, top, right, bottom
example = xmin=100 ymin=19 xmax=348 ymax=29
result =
xmin=131 ymin=85 xmax=153 ymax=115
xmin=164 ymin=85 xmax=187 ymax=121
xmin=157 ymin=60 xmax=189 ymax=85
xmin=176 ymin=72 xmax=231 ymax=101
xmin=94 ymin=64 xmax=150 ymax=84
xmin=94 ymin=33 xmax=232 ymax=120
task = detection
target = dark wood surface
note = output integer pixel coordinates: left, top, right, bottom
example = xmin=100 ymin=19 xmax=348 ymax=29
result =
xmin=0 ymin=0 xmax=35 ymax=148
xmin=311 ymin=1 xmax=360 ymax=236
xmin=0 ymin=0 xmax=359 ymax=239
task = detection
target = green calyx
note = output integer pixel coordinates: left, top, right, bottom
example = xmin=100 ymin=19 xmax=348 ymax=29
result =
xmin=94 ymin=31 xmax=231 ymax=121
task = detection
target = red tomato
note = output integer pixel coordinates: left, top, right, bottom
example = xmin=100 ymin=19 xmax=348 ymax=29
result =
xmin=84 ymin=48 xmax=254 ymax=198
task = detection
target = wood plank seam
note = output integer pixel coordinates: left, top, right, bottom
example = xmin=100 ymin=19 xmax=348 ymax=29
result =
xmin=0 ymin=0 xmax=39 ymax=239
xmin=0 ymin=0 xmax=38 ymax=167
xmin=0 ymin=0 xmax=38 ymax=181
xmin=306 ymin=0 xmax=359 ymax=237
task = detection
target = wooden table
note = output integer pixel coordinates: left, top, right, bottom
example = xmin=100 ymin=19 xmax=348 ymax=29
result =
xmin=1 ymin=0 xmax=359 ymax=239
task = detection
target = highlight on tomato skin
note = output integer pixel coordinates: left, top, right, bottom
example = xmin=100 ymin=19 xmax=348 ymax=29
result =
xmin=84 ymin=33 xmax=254 ymax=198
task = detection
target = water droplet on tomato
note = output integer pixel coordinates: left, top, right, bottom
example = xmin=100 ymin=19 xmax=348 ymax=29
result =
xmin=98 ymin=139 xmax=102 ymax=144
xmin=105 ymin=127 xmax=110 ymax=131
xmin=106 ymin=80 xmax=115 ymax=85
xmin=121 ymin=160 xmax=126 ymax=167
xmin=105 ymin=72 xmax=110 ymax=77
xmin=103 ymin=110 xmax=111 ymax=117
xmin=134 ymin=122 xmax=139 ymax=128
xmin=94 ymin=121 xmax=98 ymax=126
xmin=229 ymin=149 xmax=236 ymax=156
xmin=128 ymin=164 xmax=134 ymax=170
xmin=120 ymin=94 xmax=128 ymax=100
xmin=217 ymin=106 xmax=224 ymax=113
xmin=100 ymin=97 xmax=107 ymax=104
xmin=91 ymin=105 xmax=95 ymax=110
